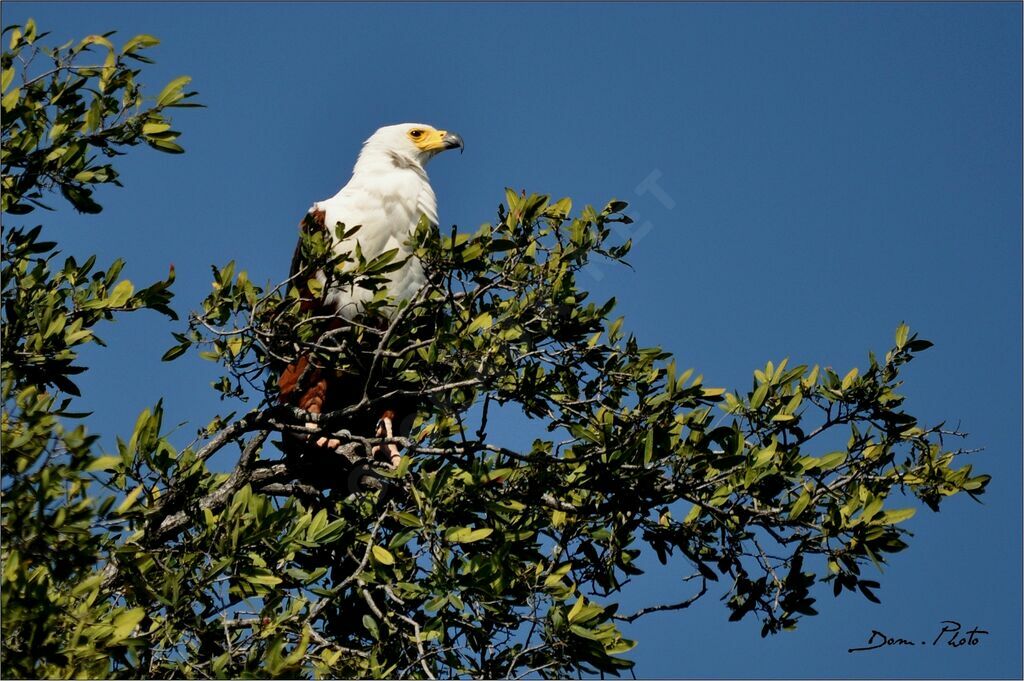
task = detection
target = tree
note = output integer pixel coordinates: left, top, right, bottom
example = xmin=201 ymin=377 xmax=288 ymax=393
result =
xmin=2 ymin=22 xmax=990 ymax=679
xmin=1 ymin=21 xmax=196 ymax=678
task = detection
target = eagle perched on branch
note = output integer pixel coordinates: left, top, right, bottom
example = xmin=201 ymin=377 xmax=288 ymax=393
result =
xmin=278 ymin=123 xmax=464 ymax=468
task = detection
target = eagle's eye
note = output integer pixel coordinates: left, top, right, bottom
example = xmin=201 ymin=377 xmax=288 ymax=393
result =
xmin=409 ymin=129 xmax=424 ymax=139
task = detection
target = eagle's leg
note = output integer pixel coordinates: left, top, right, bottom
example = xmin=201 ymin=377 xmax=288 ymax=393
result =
xmin=374 ymin=409 xmax=402 ymax=467
xmin=281 ymin=355 xmax=342 ymax=450
xmin=300 ymin=380 xmax=342 ymax=450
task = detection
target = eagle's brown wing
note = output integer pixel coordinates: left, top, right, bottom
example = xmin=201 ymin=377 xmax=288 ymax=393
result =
xmin=278 ymin=208 xmax=332 ymax=414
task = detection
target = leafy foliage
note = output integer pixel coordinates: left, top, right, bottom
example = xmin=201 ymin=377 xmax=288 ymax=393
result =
xmin=173 ymin=192 xmax=989 ymax=678
xmin=1 ymin=21 xmax=196 ymax=678
xmin=1 ymin=21 xmax=989 ymax=680
xmin=2 ymin=20 xmax=196 ymax=214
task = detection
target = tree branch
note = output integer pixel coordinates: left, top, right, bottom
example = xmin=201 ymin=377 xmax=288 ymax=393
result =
xmin=612 ymin=578 xmax=708 ymax=623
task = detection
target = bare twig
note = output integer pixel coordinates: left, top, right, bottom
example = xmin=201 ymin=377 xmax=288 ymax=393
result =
xmin=612 ymin=578 xmax=708 ymax=623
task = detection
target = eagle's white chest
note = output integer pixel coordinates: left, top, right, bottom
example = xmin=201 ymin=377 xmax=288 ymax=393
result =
xmin=315 ymin=163 xmax=436 ymax=318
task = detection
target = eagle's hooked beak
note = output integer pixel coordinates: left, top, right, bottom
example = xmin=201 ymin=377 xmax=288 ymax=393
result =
xmin=441 ymin=131 xmax=464 ymax=153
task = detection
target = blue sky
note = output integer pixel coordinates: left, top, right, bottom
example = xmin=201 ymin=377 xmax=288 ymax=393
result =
xmin=5 ymin=2 xmax=1021 ymax=678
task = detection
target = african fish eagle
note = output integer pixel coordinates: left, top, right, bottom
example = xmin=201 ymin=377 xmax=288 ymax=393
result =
xmin=278 ymin=123 xmax=464 ymax=467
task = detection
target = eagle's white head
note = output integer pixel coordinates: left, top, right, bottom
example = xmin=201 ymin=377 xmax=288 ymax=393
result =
xmin=356 ymin=123 xmax=464 ymax=172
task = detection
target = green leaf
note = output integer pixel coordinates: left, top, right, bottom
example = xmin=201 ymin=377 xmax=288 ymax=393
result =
xmin=364 ymin=247 xmax=400 ymax=273
xmin=604 ymin=199 xmax=628 ymax=214
xmin=314 ymin=518 xmax=346 ymax=543
xmin=879 ymin=508 xmax=916 ymax=525
xmin=115 ymin=485 xmax=145 ymax=514
xmin=895 ymin=323 xmax=909 ymax=349
xmin=461 ymin=242 xmax=484 ymax=262
xmin=84 ymin=98 xmax=103 ymax=132
xmin=750 ymin=383 xmax=769 ymax=409
xmin=861 ymin=497 xmax=883 ymax=522
xmin=156 ymin=75 xmax=191 ymax=107
xmin=568 ymin=597 xmax=585 ymax=622
xmin=87 ymin=455 xmax=122 ymax=472
xmin=245 ymin=570 xmax=282 ymax=586
xmin=143 ymin=121 xmax=171 ymax=135
xmin=467 ymin=312 xmax=493 ymax=334
xmin=371 ymin=545 xmax=395 ymax=566
xmin=815 ymin=451 xmax=847 ymax=472
xmin=80 ymin=34 xmax=114 ymax=50
xmin=161 ymin=341 xmax=190 ymax=361
xmin=488 ymin=238 xmax=515 ymax=253
xmin=362 ymin=615 xmax=380 ymax=640
xmin=107 ymin=279 xmax=135 ymax=308
xmin=789 ymin=490 xmax=811 ymax=520
xmin=122 ymin=34 xmax=160 ymax=54
xmin=111 ymin=608 xmax=145 ymax=641
xmin=546 ymin=196 xmax=573 ymax=218
xmin=444 ymin=527 xmax=493 ymax=543
xmin=570 ymin=624 xmax=602 ymax=641
xmin=2 ymin=87 xmax=20 ymax=112
xmin=393 ymin=511 xmax=423 ymax=528
xmin=148 ymin=139 xmax=185 ymax=154
xmin=306 ymin=509 xmax=328 ymax=541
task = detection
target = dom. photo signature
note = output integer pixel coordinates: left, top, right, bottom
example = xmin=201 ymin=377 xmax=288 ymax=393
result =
xmin=848 ymin=620 xmax=989 ymax=653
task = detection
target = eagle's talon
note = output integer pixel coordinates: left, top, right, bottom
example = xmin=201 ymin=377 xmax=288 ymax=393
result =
xmin=315 ymin=435 xmax=342 ymax=450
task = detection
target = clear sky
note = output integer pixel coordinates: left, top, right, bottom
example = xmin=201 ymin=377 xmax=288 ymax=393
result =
xmin=5 ymin=2 xmax=1021 ymax=678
